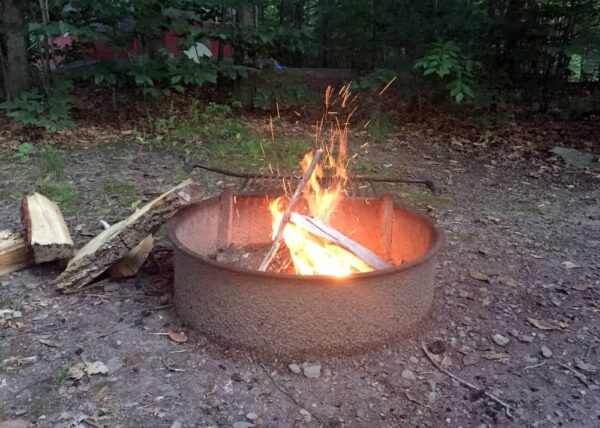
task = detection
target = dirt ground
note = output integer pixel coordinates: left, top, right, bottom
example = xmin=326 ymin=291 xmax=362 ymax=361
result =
xmin=0 ymin=126 xmax=599 ymax=428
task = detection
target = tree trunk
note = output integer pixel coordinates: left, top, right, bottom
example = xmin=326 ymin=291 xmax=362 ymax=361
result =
xmin=1 ymin=0 xmax=30 ymax=100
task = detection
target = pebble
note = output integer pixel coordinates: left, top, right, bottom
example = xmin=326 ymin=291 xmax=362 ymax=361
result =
xmin=525 ymin=356 xmax=539 ymax=365
xmin=170 ymin=422 xmax=182 ymax=428
xmin=519 ymin=335 xmax=534 ymax=343
xmin=246 ymin=412 xmax=258 ymax=422
xmin=103 ymin=282 xmax=121 ymax=292
xmin=303 ymin=363 xmax=321 ymax=379
xmin=492 ymin=333 xmax=510 ymax=346
xmin=401 ymin=368 xmax=416 ymax=381
xmin=233 ymin=423 xmax=254 ymax=428
xmin=428 ymin=339 xmax=447 ymax=355
xmin=299 ymin=409 xmax=312 ymax=423
xmin=289 ymin=363 xmax=301 ymax=375
xmin=541 ymin=346 xmax=553 ymax=359
xmin=106 ymin=357 xmax=123 ymax=373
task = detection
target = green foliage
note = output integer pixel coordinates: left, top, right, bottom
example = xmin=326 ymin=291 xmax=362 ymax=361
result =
xmin=253 ymin=71 xmax=316 ymax=111
xmin=14 ymin=143 xmax=34 ymax=161
xmin=414 ymin=41 xmax=478 ymax=103
xmin=0 ymin=81 xmax=74 ymax=130
xmin=355 ymin=69 xmax=397 ymax=92
xmin=154 ymin=115 xmax=178 ymax=134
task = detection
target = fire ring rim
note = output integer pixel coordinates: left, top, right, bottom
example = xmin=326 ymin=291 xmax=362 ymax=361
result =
xmin=167 ymin=193 xmax=445 ymax=281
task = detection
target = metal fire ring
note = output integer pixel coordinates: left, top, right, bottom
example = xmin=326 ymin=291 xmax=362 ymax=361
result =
xmin=168 ymin=192 xmax=444 ymax=358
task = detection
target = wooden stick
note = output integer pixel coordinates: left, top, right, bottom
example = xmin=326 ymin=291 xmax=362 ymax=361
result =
xmin=289 ymin=213 xmax=392 ymax=270
xmin=258 ymin=149 xmax=323 ymax=271
xmin=421 ymin=343 xmax=515 ymax=418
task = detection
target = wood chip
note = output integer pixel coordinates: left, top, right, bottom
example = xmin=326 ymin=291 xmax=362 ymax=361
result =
xmin=469 ymin=270 xmax=490 ymax=282
xmin=168 ymin=331 xmax=188 ymax=343
xmin=527 ymin=317 xmax=561 ymax=331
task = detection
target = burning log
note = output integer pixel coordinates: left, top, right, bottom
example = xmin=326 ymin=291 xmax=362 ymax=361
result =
xmin=21 ymin=192 xmax=74 ymax=263
xmin=53 ymin=179 xmax=203 ymax=292
xmin=289 ymin=213 xmax=392 ymax=271
xmin=0 ymin=230 xmax=33 ymax=277
xmin=258 ymin=149 xmax=323 ymax=272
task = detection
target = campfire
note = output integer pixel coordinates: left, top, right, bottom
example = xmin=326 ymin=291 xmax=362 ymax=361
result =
xmin=260 ymin=85 xmax=393 ymax=277
xmin=166 ymin=86 xmax=444 ymax=356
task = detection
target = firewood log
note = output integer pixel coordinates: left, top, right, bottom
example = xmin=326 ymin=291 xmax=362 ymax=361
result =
xmin=53 ymin=179 xmax=203 ymax=292
xmin=21 ymin=193 xmax=74 ymax=263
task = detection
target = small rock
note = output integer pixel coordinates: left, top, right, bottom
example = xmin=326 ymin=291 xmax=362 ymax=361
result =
xmin=230 ymin=372 xmax=243 ymax=382
xmin=541 ymin=346 xmax=553 ymax=359
xmin=246 ymin=412 xmax=258 ymax=422
xmin=518 ymin=335 xmax=534 ymax=343
xmin=428 ymin=340 xmax=447 ymax=355
xmin=525 ymin=356 xmax=539 ymax=365
xmin=401 ymin=368 xmax=416 ymax=381
xmin=303 ymin=363 xmax=321 ymax=379
xmin=158 ymin=293 xmax=172 ymax=305
xmin=492 ymin=333 xmax=510 ymax=347
xmin=170 ymin=422 xmax=183 ymax=428
xmin=233 ymin=422 xmax=254 ymax=428
xmin=103 ymin=282 xmax=121 ymax=292
xmin=288 ymin=363 xmax=301 ymax=375
xmin=106 ymin=357 xmax=123 ymax=373
xmin=32 ymin=312 xmax=49 ymax=321
xmin=0 ymin=420 xmax=30 ymax=428
xmin=299 ymin=409 xmax=312 ymax=423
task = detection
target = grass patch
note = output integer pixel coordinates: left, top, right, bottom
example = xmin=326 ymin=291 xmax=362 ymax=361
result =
xmin=368 ymin=110 xmax=394 ymax=147
xmin=102 ymin=180 xmax=137 ymax=204
xmin=36 ymin=182 xmax=78 ymax=208
xmin=38 ymin=144 xmax=67 ymax=179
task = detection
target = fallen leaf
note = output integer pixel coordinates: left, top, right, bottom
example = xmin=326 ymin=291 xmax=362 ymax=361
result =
xmin=561 ymin=261 xmax=580 ymax=269
xmin=85 ymin=361 xmax=109 ymax=375
xmin=483 ymin=351 xmax=511 ymax=361
xmin=527 ymin=317 xmax=560 ymax=331
xmin=38 ymin=338 xmax=60 ymax=348
xmin=68 ymin=361 xmax=109 ymax=379
xmin=68 ymin=362 xmax=86 ymax=380
xmin=469 ymin=270 xmax=490 ymax=282
xmin=168 ymin=331 xmax=188 ymax=343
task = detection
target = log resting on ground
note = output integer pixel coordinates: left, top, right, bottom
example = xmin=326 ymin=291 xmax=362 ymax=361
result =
xmin=53 ymin=179 xmax=203 ymax=292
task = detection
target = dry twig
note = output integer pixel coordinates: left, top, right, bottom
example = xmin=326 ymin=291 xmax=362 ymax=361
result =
xmin=162 ymin=343 xmax=185 ymax=372
xmin=421 ymin=343 xmax=515 ymax=418
xmin=258 ymin=149 xmax=323 ymax=271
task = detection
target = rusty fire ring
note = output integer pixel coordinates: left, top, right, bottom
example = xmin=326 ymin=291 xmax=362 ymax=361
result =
xmin=168 ymin=191 xmax=444 ymax=358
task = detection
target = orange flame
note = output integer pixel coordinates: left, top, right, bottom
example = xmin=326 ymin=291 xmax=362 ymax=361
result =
xmin=269 ymin=86 xmax=372 ymax=277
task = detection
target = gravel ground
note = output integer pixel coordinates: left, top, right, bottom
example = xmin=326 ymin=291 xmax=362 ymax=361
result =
xmin=1 ymin=135 xmax=599 ymax=428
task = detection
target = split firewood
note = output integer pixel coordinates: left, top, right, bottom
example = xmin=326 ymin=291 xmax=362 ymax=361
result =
xmin=21 ymin=193 xmax=74 ymax=263
xmin=0 ymin=230 xmax=33 ymax=277
xmin=108 ymin=235 xmax=155 ymax=279
xmin=289 ymin=213 xmax=392 ymax=270
xmin=53 ymin=179 xmax=203 ymax=292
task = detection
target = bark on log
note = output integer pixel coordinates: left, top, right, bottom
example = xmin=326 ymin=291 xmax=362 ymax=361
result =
xmin=21 ymin=193 xmax=74 ymax=263
xmin=53 ymin=179 xmax=203 ymax=292
xmin=0 ymin=229 xmax=33 ymax=277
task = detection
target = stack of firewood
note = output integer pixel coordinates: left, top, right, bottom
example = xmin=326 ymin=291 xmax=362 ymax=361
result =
xmin=0 ymin=179 xmax=202 ymax=293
